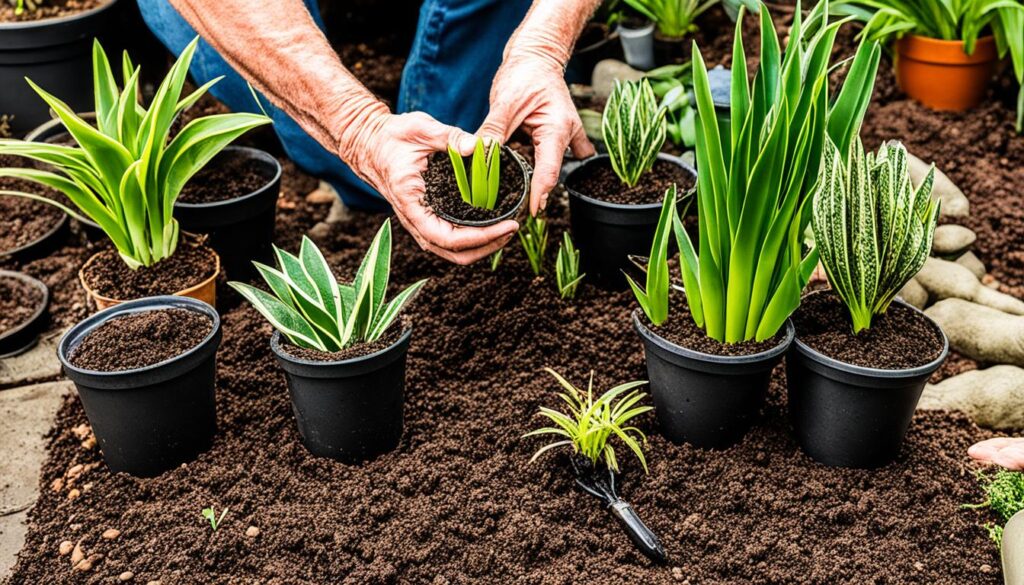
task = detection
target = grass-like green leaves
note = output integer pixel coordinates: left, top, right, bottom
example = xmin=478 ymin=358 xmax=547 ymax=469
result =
xmin=201 ymin=506 xmax=228 ymax=532
xmin=555 ymin=233 xmax=585 ymax=299
xmin=627 ymin=185 xmax=677 ymax=326
xmin=623 ymin=0 xmax=719 ymax=38
xmin=525 ymin=368 xmax=653 ymax=473
xmin=680 ymin=1 xmax=880 ymax=343
xmin=603 ymin=79 xmax=667 ymax=188
xmin=0 ymin=37 xmax=270 ymax=269
xmin=447 ymin=137 xmax=501 ymax=209
xmin=519 ymin=215 xmax=548 ymax=276
xmin=229 ymin=219 xmax=427 ymax=352
xmin=812 ymin=138 xmax=938 ymax=333
xmin=966 ymin=470 xmax=1024 ymax=546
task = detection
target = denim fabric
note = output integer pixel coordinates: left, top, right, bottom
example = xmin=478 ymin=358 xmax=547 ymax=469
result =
xmin=137 ymin=0 xmax=530 ymax=211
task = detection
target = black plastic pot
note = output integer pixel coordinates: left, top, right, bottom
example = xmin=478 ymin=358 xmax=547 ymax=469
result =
xmin=633 ymin=310 xmax=794 ymax=448
xmin=173 ymin=146 xmax=282 ymax=279
xmin=57 ymin=296 xmax=221 ymax=477
xmin=786 ymin=299 xmax=949 ymax=469
xmin=654 ymin=33 xmax=687 ymax=66
xmin=270 ymin=327 xmax=412 ymax=463
xmin=435 ymin=146 xmax=530 ymax=228
xmin=0 ymin=197 xmax=69 ymax=261
xmin=566 ymin=153 xmax=696 ymax=289
xmin=0 ymin=270 xmax=49 ymax=358
xmin=0 ymin=0 xmax=119 ymax=136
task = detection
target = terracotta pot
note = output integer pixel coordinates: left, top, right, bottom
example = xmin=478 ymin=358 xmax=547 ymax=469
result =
xmin=79 ymin=246 xmax=220 ymax=310
xmin=895 ymin=34 xmax=997 ymax=111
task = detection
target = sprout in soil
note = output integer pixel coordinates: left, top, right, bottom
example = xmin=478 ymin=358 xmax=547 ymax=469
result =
xmin=603 ymin=78 xmax=666 ymax=188
xmin=812 ymin=138 xmax=938 ymax=334
xmin=10 ymin=0 xmax=39 ymax=15
xmin=965 ymin=469 xmax=1024 ymax=547
xmin=0 ymin=37 xmax=270 ymax=270
xmin=555 ymin=232 xmax=585 ymax=300
xmin=447 ymin=137 xmax=501 ymax=209
xmin=519 ymin=215 xmax=548 ymax=277
xmin=201 ymin=506 xmax=229 ymax=532
xmin=229 ymin=219 xmax=427 ymax=352
xmin=490 ymin=249 xmax=503 ymax=272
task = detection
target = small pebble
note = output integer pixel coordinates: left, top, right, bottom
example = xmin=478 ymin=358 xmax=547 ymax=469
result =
xmin=102 ymin=528 xmax=121 ymax=540
xmin=245 ymin=526 xmax=260 ymax=538
xmin=913 ymin=561 xmax=924 ymax=571
xmin=118 ymin=571 xmax=134 ymax=581
xmin=58 ymin=540 xmax=73 ymax=556
xmin=51 ymin=478 xmax=63 ymax=492
xmin=71 ymin=423 xmax=91 ymax=440
xmin=146 ymin=581 xmax=162 ymax=585
xmin=67 ymin=464 xmax=84 ymax=479
xmin=671 ymin=566 xmax=684 ymax=580
xmin=67 ymin=488 xmax=81 ymax=501
xmin=70 ymin=542 xmax=84 ymax=565
xmin=981 ymin=564 xmax=992 ymax=573
xmin=73 ymin=559 xmax=92 ymax=572
xmin=81 ymin=436 xmax=96 ymax=450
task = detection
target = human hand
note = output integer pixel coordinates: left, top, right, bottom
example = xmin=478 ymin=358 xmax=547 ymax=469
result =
xmin=343 ymin=111 xmax=518 ymax=265
xmin=969 ymin=437 xmax=1024 ymax=470
xmin=478 ymin=55 xmax=596 ymax=216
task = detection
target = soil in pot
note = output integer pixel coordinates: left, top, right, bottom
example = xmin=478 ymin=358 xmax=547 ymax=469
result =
xmin=178 ymin=155 xmax=271 ymax=204
xmin=279 ymin=320 xmax=406 ymax=362
xmin=68 ymin=308 xmax=213 ymax=372
xmin=0 ymin=194 xmax=64 ymax=253
xmin=791 ymin=291 xmax=945 ymax=369
xmin=643 ymin=296 xmax=787 ymax=356
xmin=0 ymin=273 xmax=44 ymax=333
xmin=0 ymin=0 xmax=105 ymax=22
xmin=80 ymin=242 xmax=217 ymax=300
xmin=566 ymin=158 xmax=695 ymax=205
xmin=424 ymin=149 xmax=525 ymax=223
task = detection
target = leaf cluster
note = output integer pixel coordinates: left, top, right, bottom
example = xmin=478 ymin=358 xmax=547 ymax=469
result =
xmin=627 ymin=185 xmax=679 ymax=325
xmin=645 ymin=63 xmax=697 ymax=147
xmin=602 ymin=79 xmax=667 ymax=188
xmin=966 ymin=469 xmax=1024 ymax=546
xmin=201 ymin=506 xmax=228 ymax=532
xmin=518 ymin=215 xmax=549 ymax=276
xmin=447 ymin=137 xmax=501 ymax=210
xmin=555 ymin=232 xmax=586 ymax=299
xmin=623 ymin=0 xmax=719 ymax=38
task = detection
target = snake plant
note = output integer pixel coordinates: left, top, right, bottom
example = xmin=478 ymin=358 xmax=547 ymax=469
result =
xmin=447 ymin=137 xmax=501 ymax=209
xmin=623 ymin=0 xmax=719 ymax=38
xmin=603 ymin=79 xmax=667 ymax=188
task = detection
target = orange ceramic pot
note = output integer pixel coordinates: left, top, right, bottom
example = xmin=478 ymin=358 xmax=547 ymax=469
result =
xmin=80 ymin=247 xmax=220 ymax=311
xmin=895 ymin=34 xmax=997 ymax=111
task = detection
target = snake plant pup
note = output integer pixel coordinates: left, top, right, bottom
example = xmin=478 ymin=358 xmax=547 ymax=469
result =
xmin=424 ymin=137 xmax=530 ymax=227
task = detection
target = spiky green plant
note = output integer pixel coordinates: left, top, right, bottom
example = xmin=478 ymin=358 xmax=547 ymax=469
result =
xmin=447 ymin=137 xmax=501 ymax=209
xmin=0 ymin=37 xmax=270 ymax=269
xmin=965 ymin=470 xmax=1024 ymax=547
xmin=229 ymin=220 xmax=426 ymax=352
xmin=602 ymin=79 xmax=667 ymax=188
xmin=627 ymin=185 xmax=677 ymax=325
xmin=555 ymin=232 xmax=585 ymax=299
xmin=623 ymin=0 xmax=719 ymax=38
xmin=812 ymin=138 xmax=938 ymax=333
xmin=519 ymin=215 xmax=548 ymax=276
xmin=524 ymin=368 xmax=653 ymax=473
xmin=678 ymin=1 xmax=881 ymax=343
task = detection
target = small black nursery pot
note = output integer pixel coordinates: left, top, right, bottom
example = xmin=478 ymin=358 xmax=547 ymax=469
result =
xmin=431 ymin=146 xmax=530 ymax=228
xmin=57 ymin=296 xmax=221 ymax=477
xmin=567 ymin=153 xmax=696 ymax=289
xmin=270 ymin=327 xmax=412 ymax=464
xmin=0 ymin=270 xmax=49 ymax=358
xmin=633 ymin=311 xmax=793 ymax=448
xmin=174 ymin=146 xmax=282 ymax=279
xmin=786 ymin=300 xmax=948 ymax=469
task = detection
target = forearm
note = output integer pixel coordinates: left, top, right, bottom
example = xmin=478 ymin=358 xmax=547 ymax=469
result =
xmin=168 ymin=0 xmax=387 ymax=162
xmin=503 ymin=0 xmax=604 ymax=69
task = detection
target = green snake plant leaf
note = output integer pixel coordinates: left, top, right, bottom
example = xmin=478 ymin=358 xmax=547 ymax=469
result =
xmin=486 ymin=141 xmax=501 ymax=210
xmin=92 ymin=39 xmax=120 ymax=138
xmin=471 ymin=138 xmax=488 ymax=208
xmin=602 ymin=79 xmax=667 ymax=188
xmin=299 ymin=235 xmax=342 ymax=328
xmin=229 ymin=282 xmax=327 ymax=351
xmin=447 ymin=143 xmax=471 ymax=205
xmin=627 ymin=185 xmax=677 ymax=326
xmin=367 ymin=278 xmax=427 ymax=341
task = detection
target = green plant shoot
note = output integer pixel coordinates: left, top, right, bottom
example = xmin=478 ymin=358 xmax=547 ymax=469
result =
xmin=201 ymin=506 xmax=228 ymax=532
xmin=965 ymin=470 xmax=1024 ymax=547
xmin=555 ymin=232 xmax=585 ymax=300
xmin=519 ymin=215 xmax=548 ymax=276
xmin=490 ymin=249 xmax=503 ymax=271
xmin=447 ymin=137 xmax=501 ymax=209
xmin=623 ymin=0 xmax=719 ymax=38
xmin=602 ymin=79 xmax=666 ymax=188
xmin=627 ymin=185 xmax=677 ymax=326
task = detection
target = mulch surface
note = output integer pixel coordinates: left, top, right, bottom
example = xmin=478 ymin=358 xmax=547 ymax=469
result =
xmin=2 ymin=5 xmax=1020 ymax=585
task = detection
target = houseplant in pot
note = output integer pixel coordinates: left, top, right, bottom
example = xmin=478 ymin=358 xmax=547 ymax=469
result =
xmin=0 ymin=269 xmax=49 ymax=357
xmin=425 ymin=137 xmax=529 ymax=227
xmin=788 ymin=137 xmax=947 ymax=469
xmin=629 ymin=2 xmax=881 ymax=448
xmin=525 ymin=368 xmax=666 ymax=563
xmin=0 ymin=37 xmax=270 ymax=309
xmin=623 ymin=0 xmax=719 ymax=64
xmin=565 ymin=78 xmax=696 ymax=289
xmin=57 ymin=294 xmax=222 ymax=477
xmin=617 ymin=12 xmax=656 ymax=70
xmin=230 ymin=220 xmax=427 ymax=464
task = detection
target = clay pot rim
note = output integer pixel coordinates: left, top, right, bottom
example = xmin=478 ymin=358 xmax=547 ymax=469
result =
xmin=78 ymin=243 xmax=220 ymax=307
xmin=896 ymin=34 xmax=997 ymax=65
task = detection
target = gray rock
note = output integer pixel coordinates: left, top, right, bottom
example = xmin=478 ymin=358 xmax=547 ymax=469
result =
xmin=925 ymin=299 xmax=1024 ymax=366
xmin=915 ymin=257 xmax=1024 ymax=315
xmin=907 ymin=152 xmax=969 ymax=218
xmin=592 ymin=59 xmax=645 ymax=99
xmin=919 ymin=365 xmax=1024 ymax=430
xmin=955 ymin=251 xmax=986 ymax=279
xmin=898 ymin=277 xmax=928 ymax=309
xmin=931 ymin=224 xmax=976 ymax=256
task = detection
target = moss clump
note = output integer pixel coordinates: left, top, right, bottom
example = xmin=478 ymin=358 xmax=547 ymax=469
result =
xmin=966 ymin=470 xmax=1024 ymax=546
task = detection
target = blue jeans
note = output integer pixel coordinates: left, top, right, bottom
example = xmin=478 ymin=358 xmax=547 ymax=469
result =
xmin=137 ymin=0 xmax=530 ymax=211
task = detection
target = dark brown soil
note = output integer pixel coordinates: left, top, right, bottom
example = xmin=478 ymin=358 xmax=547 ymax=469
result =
xmin=68 ymin=308 xmax=213 ymax=372
xmin=0 ymin=0 xmax=104 ymax=22
xmin=793 ymin=291 xmax=945 ymax=370
xmin=567 ymin=158 xmax=695 ymax=205
xmin=424 ymin=148 xmax=526 ymax=223
xmin=280 ymin=320 xmax=407 ymax=362
xmin=0 ymin=194 xmax=64 ymax=253
xmin=178 ymin=153 xmax=274 ymax=204
xmin=0 ymin=274 xmax=43 ymax=333
xmin=643 ymin=297 xmax=788 ymax=356
xmin=80 ymin=243 xmax=217 ymax=301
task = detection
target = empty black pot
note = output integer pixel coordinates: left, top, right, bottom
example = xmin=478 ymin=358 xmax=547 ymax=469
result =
xmin=434 ymin=146 xmax=530 ymax=228
xmin=57 ymin=296 xmax=221 ymax=477
xmin=173 ymin=146 xmax=281 ymax=279
xmin=633 ymin=310 xmax=793 ymax=448
xmin=0 ymin=0 xmax=119 ymax=136
xmin=0 ymin=270 xmax=49 ymax=358
xmin=270 ymin=327 xmax=412 ymax=463
xmin=566 ymin=154 xmax=695 ymax=289
xmin=786 ymin=300 xmax=949 ymax=469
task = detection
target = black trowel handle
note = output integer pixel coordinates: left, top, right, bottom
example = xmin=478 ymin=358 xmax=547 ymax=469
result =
xmin=609 ymin=500 xmax=667 ymax=563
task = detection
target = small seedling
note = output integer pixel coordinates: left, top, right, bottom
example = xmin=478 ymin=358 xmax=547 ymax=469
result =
xmin=555 ymin=232 xmax=585 ymax=299
xmin=201 ymin=506 xmax=229 ymax=532
xmin=518 ymin=215 xmax=548 ymax=276
xmin=490 ymin=249 xmax=503 ymax=272
xmin=965 ymin=470 xmax=1024 ymax=546
xmin=447 ymin=137 xmax=501 ymax=210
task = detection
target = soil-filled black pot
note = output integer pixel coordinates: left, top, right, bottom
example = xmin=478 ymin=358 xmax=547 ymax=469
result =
xmin=433 ymin=146 xmax=530 ymax=228
xmin=270 ymin=327 xmax=412 ymax=464
xmin=0 ymin=199 xmax=69 ymax=261
xmin=654 ymin=34 xmax=687 ymax=66
xmin=786 ymin=301 xmax=949 ymax=469
xmin=633 ymin=310 xmax=794 ymax=448
xmin=0 ymin=270 xmax=49 ymax=358
xmin=173 ymin=146 xmax=281 ymax=279
xmin=57 ymin=296 xmax=221 ymax=477
xmin=566 ymin=153 xmax=695 ymax=289
xmin=0 ymin=1 xmax=119 ymax=136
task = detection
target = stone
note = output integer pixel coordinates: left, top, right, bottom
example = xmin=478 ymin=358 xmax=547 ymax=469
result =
xmin=931 ymin=224 xmax=976 ymax=256
xmin=925 ymin=299 xmax=1024 ymax=366
xmin=70 ymin=542 xmax=84 ymax=565
xmin=58 ymin=541 xmax=73 ymax=556
xmin=907 ymin=152 xmax=969 ymax=217
xmin=915 ymin=257 xmax=1024 ymax=315
xmin=592 ymin=59 xmax=645 ymax=99
xmin=919 ymin=365 xmax=1024 ymax=430
xmin=102 ymin=528 xmax=120 ymax=540
xmin=955 ymin=251 xmax=986 ymax=279
xmin=119 ymin=571 xmax=134 ymax=582
xmin=304 ymin=180 xmax=337 ymax=204
xmin=897 ymin=278 xmax=928 ymax=309
xmin=245 ymin=526 xmax=260 ymax=538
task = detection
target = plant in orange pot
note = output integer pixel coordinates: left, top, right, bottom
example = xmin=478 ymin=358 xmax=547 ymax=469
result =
xmin=0 ymin=37 xmax=270 ymax=309
xmin=836 ymin=0 xmax=1024 ymax=126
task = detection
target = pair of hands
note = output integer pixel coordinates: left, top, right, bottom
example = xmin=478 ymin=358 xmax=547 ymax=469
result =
xmin=344 ymin=57 xmax=595 ymax=265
